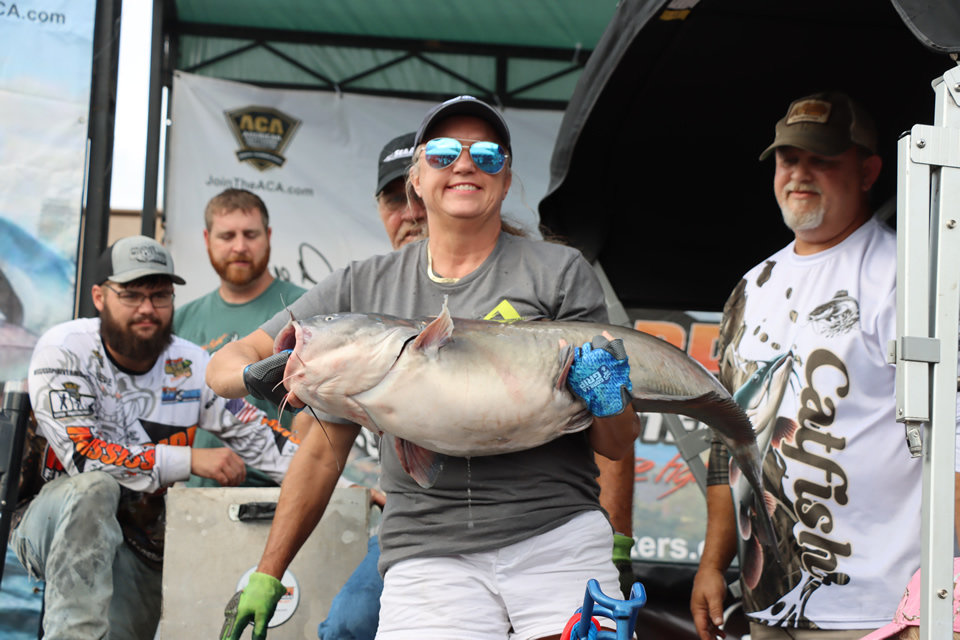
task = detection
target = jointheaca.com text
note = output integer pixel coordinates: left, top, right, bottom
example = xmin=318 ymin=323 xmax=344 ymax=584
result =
xmin=206 ymin=175 xmax=314 ymax=197
xmin=1 ymin=2 xmax=66 ymax=24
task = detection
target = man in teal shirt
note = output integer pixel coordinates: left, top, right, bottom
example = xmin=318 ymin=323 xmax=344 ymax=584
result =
xmin=174 ymin=188 xmax=306 ymax=487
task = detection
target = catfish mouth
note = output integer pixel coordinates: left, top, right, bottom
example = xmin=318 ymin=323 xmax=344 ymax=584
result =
xmin=275 ymin=321 xmax=299 ymax=353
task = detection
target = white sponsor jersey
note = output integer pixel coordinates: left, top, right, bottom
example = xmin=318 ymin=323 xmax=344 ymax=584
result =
xmin=28 ymin=317 xmax=298 ymax=494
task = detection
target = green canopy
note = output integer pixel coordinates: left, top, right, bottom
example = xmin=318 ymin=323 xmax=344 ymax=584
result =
xmin=166 ymin=0 xmax=619 ymax=108
xmin=76 ymin=0 xmax=618 ymax=315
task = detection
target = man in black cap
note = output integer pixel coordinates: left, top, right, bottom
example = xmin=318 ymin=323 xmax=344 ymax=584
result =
xmin=375 ymin=131 xmax=426 ymax=250
xmin=15 ymin=235 xmax=299 ymax=639
xmin=690 ymin=92 xmax=959 ymax=640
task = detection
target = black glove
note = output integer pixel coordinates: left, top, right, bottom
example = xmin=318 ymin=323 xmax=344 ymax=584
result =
xmin=243 ymin=350 xmax=294 ymax=409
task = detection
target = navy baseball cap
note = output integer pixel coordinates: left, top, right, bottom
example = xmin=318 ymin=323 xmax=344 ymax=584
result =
xmin=414 ymin=95 xmax=512 ymax=153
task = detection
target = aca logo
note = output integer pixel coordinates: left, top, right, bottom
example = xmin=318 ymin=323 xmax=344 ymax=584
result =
xmin=225 ymin=106 xmax=302 ymax=171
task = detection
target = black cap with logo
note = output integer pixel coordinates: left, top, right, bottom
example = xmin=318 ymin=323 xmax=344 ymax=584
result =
xmin=376 ymin=132 xmax=417 ymax=196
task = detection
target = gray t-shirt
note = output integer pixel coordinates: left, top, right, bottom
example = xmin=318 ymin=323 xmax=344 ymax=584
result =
xmin=261 ymin=232 xmax=610 ymax=572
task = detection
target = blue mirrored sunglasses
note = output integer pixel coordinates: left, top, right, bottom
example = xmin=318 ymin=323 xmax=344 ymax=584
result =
xmin=423 ymin=138 xmax=509 ymax=175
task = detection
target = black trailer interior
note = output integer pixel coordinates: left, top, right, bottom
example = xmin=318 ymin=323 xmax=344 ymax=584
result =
xmin=540 ymin=0 xmax=960 ymax=313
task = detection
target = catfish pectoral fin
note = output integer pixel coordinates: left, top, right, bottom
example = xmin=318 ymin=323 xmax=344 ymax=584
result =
xmin=412 ymin=297 xmax=454 ymax=358
xmin=554 ymin=342 xmax=576 ymax=391
xmin=558 ymin=409 xmax=594 ymax=435
xmin=395 ymin=437 xmax=446 ymax=488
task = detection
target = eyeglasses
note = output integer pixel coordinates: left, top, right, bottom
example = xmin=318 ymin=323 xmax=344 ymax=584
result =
xmin=378 ymin=190 xmax=408 ymax=213
xmin=103 ymin=284 xmax=175 ymax=308
xmin=423 ymin=138 xmax=509 ymax=175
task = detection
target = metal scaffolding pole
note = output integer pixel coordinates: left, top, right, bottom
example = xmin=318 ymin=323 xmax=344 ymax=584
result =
xmin=141 ymin=0 xmax=164 ymax=238
xmin=894 ymin=64 xmax=960 ymax=640
xmin=77 ymin=0 xmax=122 ymax=318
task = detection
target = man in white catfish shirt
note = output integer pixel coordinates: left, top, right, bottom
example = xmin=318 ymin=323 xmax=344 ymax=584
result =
xmin=690 ymin=91 xmax=960 ymax=640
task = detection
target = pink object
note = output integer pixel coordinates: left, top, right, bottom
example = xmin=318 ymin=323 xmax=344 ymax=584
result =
xmin=860 ymin=558 xmax=960 ymax=639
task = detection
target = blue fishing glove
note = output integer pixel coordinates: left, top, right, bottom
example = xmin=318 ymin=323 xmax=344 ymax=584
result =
xmin=317 ymin=535 xmax=383 ymax=640
xmin=567 ymin=335 xmax=633 ymax=417
xmin=243 ymin=350 xmax=297 ymax=410
xmin=220 ymin=571 xmax=287 ymax=640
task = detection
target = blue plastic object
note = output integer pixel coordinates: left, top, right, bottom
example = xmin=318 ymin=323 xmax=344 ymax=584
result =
xmin=565 ymin=579 xmax=647 ymax=640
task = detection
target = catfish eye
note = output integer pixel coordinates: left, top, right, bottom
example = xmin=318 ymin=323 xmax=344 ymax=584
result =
xmin=325 ymin=315 xmax=335 ymax=322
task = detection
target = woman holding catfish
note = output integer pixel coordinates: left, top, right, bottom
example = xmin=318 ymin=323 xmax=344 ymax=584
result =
xmin=210 ymin=95 xmax=640 ymax=640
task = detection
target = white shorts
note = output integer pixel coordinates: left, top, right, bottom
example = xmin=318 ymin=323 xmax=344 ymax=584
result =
xmin=375 ymin=510 xmax=622 ymax=640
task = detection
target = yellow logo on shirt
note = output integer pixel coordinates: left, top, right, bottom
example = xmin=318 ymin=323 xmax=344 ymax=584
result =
xmin=484 ymin=300 xmax=523 ymax=323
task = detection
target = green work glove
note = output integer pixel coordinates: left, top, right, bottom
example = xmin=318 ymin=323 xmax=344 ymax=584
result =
xmin=613 ymin=533 xmax=636 ymax=600
xmin=220 ymin=572 xmax=287 ymax=640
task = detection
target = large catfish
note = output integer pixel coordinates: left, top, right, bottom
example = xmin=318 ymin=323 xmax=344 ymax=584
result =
xmin=277 ymin=300 xmax=779 ymax=555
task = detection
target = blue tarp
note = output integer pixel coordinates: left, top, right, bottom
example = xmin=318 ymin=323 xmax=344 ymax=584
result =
xmin=1 ymin=543 xmax=43 ymax=639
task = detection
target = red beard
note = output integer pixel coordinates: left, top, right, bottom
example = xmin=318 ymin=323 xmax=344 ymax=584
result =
xmin=209 ymin=245 xmax=271 ymax=286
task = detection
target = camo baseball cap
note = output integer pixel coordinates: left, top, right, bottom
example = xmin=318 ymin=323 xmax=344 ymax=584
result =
xmin=759 ymin=91 xmax=877 ymax=161
xmin=94 ymin=235 xmax=186 ymax=285
xmin=376 ymin=132 xmax=416 ymax=196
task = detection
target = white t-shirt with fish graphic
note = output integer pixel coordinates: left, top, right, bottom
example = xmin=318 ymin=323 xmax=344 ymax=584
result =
xmin=713 ymin=216 xmax=941 ymax=630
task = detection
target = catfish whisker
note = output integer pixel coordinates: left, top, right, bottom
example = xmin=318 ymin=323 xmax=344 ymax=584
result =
xmin=272 ymin=370 xmax=299 ymax=393
xmin=307 ymin=407 xmax=342 ymax=473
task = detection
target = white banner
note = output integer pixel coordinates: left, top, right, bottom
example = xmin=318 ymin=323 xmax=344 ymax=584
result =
xmin=0 ymin=0 xmax=95 ymax=381
xmin=166 ymin=72 xmax=563 ymax=306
